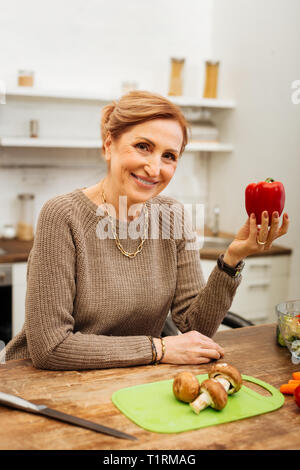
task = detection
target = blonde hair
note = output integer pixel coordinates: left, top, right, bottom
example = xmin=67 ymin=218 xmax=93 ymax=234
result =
xmin=100 ymin=90 xmax=190 ymax=156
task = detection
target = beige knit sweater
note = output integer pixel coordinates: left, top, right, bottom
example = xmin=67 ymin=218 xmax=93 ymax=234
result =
xmin=4 ymin=188 xmax=242 ymax=370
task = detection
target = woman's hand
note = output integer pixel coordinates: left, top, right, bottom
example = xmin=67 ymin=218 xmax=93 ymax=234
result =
xmin=223 ymin=211 xmax=289 ymax=267
xmin=154 ymin=331 xmax=225 ymax=365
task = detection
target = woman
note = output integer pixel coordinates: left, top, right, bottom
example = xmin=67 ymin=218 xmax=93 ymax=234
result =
xmin=4 ymin=90 xmax=289 ymax=370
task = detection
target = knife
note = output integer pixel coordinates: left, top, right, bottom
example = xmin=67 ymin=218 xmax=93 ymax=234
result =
xmin=0 ymin=391 xmax=137 ymax=441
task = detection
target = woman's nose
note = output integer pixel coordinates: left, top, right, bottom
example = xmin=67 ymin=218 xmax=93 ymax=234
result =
xmin=145 ymin=155 xmax=161 ymax=176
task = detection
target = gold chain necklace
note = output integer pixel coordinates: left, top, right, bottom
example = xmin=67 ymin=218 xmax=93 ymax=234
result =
xmin=101 ymin=188 xmax=148 ymax=258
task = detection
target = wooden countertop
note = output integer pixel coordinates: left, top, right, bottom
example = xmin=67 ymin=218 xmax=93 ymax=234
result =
xmin=198 ymin=227 xmax=292 ymax=260
xmin=0 ymin=323 xmax=299 ymax=450
xmin=0 ymin=238 xmax=33 ymax=263
xmin=200 ymin=243 xmax=292 ymax=260
xmin=0 ymin=231 xmax=292 ymax=264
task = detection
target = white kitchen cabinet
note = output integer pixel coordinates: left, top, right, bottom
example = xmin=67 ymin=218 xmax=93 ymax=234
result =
xmin=200 ymin=255 xmax=291 ymax=325
xmin=12 ymin=262 xmax=27 ymax=336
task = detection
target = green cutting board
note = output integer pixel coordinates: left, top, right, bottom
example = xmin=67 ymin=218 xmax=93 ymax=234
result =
xmin=111 ymin=374 xmax=284 ymax=433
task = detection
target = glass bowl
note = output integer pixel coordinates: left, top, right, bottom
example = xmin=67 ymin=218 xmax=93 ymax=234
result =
xmin=276 ymin=300 xmax=300 ymax=364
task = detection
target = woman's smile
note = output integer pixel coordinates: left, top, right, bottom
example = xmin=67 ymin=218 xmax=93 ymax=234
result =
xmin=131 ymin=172 xmax=159 ymax=188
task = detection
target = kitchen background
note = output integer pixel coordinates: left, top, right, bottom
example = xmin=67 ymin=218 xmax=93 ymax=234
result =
xmin=0 ymin=0 xmax=299 ymax=340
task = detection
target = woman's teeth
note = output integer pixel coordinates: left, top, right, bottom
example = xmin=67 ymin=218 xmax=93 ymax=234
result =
xmin=132 ymin=173 xmax=157 ymax=185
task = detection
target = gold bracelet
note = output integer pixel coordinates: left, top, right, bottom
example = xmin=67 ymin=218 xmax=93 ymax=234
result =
xmin=152 ymin=339 xmax=158 ymax=365
xmin=147 ymin=336 xmax=157 ymax=364
xmin=157 ymin=336 xmax=166 ymax=364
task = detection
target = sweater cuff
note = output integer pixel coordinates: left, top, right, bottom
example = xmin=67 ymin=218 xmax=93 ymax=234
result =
xmin=209 ymin=263 xmax=242 ymax=293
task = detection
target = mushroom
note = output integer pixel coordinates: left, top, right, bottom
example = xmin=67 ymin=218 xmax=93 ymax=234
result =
xmin=208 ymin=363 xmax=242 ymax=395
xmin=173 ymin=371 xmax=200 ymax=403
xmin=189 ymin=378 xmax=228 ymax=414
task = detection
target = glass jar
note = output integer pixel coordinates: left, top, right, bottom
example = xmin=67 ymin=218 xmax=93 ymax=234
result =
xmin=203 ymin=61 xmax=220 ymax=99
xmin=30 ymin=119 xmax=39 ymax=138
xmin=18 ymin=70 xmax=34 ymax=87
xmin=17 ymin=194 xmax=35 ymax=241
xmin=168 ymin=57 xmax=185 ymax=96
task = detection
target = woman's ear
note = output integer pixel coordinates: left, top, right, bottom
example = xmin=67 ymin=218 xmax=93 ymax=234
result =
xmin=103 ymin=133 xmax=112 ymax=163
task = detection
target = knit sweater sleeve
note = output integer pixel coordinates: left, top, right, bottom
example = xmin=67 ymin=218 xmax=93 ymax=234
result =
xmin=25 ymin=198 xmax=153 ymax=370
xmin=170 ymin=204 xmax=242 ymax=338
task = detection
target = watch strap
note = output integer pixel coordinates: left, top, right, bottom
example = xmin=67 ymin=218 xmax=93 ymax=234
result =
xmin=217 ymin=254 xmax=245 ymax=278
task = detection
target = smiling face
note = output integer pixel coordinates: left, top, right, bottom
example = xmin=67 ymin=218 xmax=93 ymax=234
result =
xmin=103 ymin=118 xmax=183 ymax=212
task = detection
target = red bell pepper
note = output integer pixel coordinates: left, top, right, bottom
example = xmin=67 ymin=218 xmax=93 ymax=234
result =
xmin=245 ymin=177 xmax=285 ymax=225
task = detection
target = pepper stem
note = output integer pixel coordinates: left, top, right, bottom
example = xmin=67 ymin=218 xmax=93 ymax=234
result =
xmin=265 ymin=177 xmax=275 ymax=183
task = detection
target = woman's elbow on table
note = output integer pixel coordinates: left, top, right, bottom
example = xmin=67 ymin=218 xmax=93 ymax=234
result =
xmin=27 ymin=333 xmax=74 ymax=370
xmin=29 ymin=348 xmax=64 ymax=370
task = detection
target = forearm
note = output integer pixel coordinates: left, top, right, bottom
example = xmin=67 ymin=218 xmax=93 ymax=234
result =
xmin=28 ymin=332 xmax=153 ymax=370
xmin=171 ymin=264 xmax=242 ymax=338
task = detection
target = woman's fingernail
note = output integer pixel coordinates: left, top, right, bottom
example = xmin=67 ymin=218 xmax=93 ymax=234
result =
xmin=264 ymin=211 xmax=268 ymax=218
xmin=285 ymin=213 xmax=289 ymax=220
xmin=274 ymin=211 xmax=279 ymax=218
xmin=251 ymin=213 xmax=256 ymax=219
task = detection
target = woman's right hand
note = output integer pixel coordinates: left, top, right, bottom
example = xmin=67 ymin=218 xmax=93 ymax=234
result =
xmin=154 ymin=330 xmax=225 ymax=365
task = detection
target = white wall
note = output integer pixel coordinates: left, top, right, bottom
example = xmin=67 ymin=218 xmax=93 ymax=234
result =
xmin=0 ymin=0 xmax=213 ymax=230
xmin=209 ymin=0 xmax=300 ymax=298
xmin=1 ymin=0 xmax=213 ymax=96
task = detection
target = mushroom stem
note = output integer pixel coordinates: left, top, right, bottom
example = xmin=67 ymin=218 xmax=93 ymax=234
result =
xmin=215 ymin=377 xmax=230 ymax=393
xmin=190 ymin=390 xmax=211 ymax=414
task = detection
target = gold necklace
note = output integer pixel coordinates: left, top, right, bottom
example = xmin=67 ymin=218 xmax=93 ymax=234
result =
xmin=101 ymin=188 xmax=148 ymax=258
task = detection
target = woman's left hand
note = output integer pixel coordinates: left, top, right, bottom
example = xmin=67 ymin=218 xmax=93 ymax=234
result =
xmin=223 ymin=210 xmax=289 ymax=267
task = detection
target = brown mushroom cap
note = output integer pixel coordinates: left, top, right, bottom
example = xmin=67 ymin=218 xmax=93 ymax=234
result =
xmin=173 ymin=372 xmax=200 ymax=403
xmin=200 ymin=378 xmax=228 ymax=410
xmin=209 ymin=363 xmax=242 ymax=395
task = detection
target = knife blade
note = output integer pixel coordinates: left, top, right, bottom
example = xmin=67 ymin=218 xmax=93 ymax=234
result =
xmin=0 ymin=391 xmax=137 ymax=441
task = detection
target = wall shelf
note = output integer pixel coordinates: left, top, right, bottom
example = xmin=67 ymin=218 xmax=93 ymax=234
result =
xmin=0 ymin=137 xmax=233 ymax=152
xmin=2 ymin=89 xmax=235 ymax=155
xmin=6 ymin=87 xmax=236 ymax=109
xmin=168 ymin=96 xmax=235 ymax=109
xmin=186 ymin=141 xmax=233 ymax=152
xmin=6 ymin=88 xmax=115 ymax=102
xmin=0 ymin=137 xmax=103 ymax=149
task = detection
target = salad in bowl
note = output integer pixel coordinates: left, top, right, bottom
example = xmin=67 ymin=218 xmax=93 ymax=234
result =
xmin=276 ymin=300 xmax=300 ymax=364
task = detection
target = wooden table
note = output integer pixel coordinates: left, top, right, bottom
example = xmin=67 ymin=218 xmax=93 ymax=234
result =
xmin=0 ymin=323 xmax=299 ymax=450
